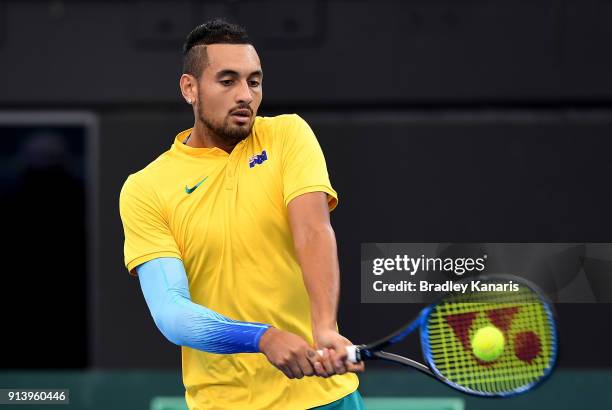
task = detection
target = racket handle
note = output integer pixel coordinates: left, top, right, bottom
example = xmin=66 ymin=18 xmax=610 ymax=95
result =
xmin=316 ymin=345 xmax=359 ymax=363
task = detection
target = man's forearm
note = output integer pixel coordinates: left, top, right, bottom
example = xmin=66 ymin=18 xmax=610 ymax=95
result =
xmin=293 ymin=224 xmax=341 ymax=332
xmin=287 ymin=194 xmax=364 ymax=373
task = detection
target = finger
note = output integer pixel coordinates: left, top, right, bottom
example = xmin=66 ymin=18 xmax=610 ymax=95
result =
xmin=302 ymin=350 xmax=318 ymax=377
xmin=314 ymin=348 xmax=337 ymax=377
xmin=320 ymin=348 xmax=336 ymax=375
xmin=346 ymin=361 xmax=365 ymax=373
xmin=298 ymin=351 xmax=315 ymax=377
xmin=279 ymin=364 xmax=295 ymax=379
xmin=288 ymin=360 xmax=304 ymax=379
xmin=313 ymin=360 xmax=329 ymax=377
xmin=328 ymin=349 xmax=347 ymax=374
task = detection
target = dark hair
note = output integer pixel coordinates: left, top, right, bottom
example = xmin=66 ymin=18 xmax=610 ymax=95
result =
xmin=182 ymin=18 xmax=251 ymax=78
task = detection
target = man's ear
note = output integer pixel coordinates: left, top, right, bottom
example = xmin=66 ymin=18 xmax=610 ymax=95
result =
xmin=180 ymin=74 xmax=198 ymax=105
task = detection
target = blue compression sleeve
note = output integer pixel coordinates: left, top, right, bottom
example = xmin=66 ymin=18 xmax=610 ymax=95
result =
xmin=137 ymin=257 xmax=270 ymax=354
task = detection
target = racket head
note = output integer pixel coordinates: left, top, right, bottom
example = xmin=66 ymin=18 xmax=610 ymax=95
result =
xmin=419 ymin=275 xmax=557 ymax=397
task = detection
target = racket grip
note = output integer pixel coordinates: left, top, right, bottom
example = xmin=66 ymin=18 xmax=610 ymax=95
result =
xmin=316 ymin=345 xmax=359 ymax=363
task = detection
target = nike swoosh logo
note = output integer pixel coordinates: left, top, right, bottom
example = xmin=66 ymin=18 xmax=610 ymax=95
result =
xmin=185 ymin=176 xmax=209 ymax=194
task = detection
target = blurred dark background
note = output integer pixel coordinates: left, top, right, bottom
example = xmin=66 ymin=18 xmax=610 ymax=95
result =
xmin=1 ymin=0 xmax=612 ymax=408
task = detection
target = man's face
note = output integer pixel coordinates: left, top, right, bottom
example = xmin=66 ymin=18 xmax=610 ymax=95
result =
xmin=196 ymin=44 xmax=263 ymax=145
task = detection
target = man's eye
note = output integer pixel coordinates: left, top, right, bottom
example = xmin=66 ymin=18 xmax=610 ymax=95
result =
xmin=249 ymin=80 xmax=261 ymax=87
xmin=220 ymin=80 xmax=233 ymax=86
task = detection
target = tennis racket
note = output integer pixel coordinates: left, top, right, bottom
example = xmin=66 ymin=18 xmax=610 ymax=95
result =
xmin=340 ymin=275 xmax=557 ymax=397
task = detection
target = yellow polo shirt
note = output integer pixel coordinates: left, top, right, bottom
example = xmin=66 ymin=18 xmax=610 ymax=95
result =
xmin=119 ymin=114 xmax=358 ymax=409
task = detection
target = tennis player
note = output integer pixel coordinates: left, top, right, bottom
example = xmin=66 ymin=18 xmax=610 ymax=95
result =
xmin=119 ymin=19 xmax=364 ymax=409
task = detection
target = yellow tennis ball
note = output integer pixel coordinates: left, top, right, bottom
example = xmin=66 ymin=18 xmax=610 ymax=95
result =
xmin=472 ymin=326 xmax=505 ymax=362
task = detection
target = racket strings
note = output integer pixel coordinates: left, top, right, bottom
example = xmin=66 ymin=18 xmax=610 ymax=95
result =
xmin=424 ymin=283 xmax=556 ymax=395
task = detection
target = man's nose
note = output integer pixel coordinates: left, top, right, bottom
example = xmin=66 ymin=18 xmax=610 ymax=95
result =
xmin=235 ymin=80 xmax=253 ymax=104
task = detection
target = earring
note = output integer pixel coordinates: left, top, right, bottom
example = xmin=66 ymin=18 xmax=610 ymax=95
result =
xmin=187 ymin=99 xmax=192 ymax=104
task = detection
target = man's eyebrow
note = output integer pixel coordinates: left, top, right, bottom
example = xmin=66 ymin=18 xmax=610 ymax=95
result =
xmin=215 ymin=69 xmax=263 ymax=78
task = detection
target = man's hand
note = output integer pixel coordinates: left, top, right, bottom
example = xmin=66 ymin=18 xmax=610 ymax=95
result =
xmin=259 ymin=327 xmax=321 ymax=379
xmin=314 ymin=328 xmax=365 ymax=375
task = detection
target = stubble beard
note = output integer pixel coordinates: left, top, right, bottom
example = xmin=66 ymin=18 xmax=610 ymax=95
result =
xmin=198 ymin=104 xmax=254 ymax=146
